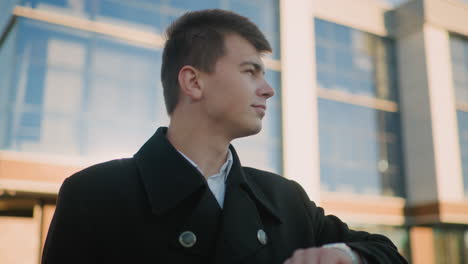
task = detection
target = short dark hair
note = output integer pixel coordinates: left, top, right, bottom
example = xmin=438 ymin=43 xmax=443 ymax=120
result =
xmin=161 ymin=9 xmax=272 ymax=114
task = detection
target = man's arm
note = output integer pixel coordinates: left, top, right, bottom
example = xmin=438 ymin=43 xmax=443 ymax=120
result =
xmin=42 ymin=177 xmax=95 ymax=264
xmin=288 ymin=181 xmax=408 ymax=264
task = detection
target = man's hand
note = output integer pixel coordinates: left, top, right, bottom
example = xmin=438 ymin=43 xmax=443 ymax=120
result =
xmin=283 ymin=247 xmax=354 ymax=264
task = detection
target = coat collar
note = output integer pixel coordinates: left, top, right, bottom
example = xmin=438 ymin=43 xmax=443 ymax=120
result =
xmin=134 ymin=127 xmax=282 ymax=222
xmin=134 ymin=127 xmax=206 ymax=216
xmin=134 ymin=127 xmax=283 ymax=261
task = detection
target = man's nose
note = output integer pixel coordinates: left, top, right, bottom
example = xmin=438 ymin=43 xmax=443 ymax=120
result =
xmin=258 ymin=79 xmax=275 ymax=99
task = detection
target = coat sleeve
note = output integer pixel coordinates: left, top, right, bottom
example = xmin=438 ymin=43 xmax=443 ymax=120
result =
xmin=292 ymin=181 xmax=408 ymax=264
xmin=42 ymin=176 xmax=97 ymax=264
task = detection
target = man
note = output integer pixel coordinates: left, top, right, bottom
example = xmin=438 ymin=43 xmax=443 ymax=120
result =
xmin=42 ymin=9 xmax=408 ymax=264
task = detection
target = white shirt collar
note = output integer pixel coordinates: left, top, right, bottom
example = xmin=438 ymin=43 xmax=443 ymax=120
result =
xmin=177 ymin=149 xmax=233 ymax=208
xmin=177 ymin=149 xmax=233 ymax=181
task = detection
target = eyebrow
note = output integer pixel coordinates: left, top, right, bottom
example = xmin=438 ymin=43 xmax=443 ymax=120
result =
xmin=240 ymin=61 xmax=266 ymax=75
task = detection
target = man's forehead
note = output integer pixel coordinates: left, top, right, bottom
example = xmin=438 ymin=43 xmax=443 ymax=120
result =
xmin=223 ymin=34 xmax=264 ymax=62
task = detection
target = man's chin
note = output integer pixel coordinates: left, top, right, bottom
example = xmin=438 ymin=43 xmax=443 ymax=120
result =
xmin=233 ymin=124 xmax=262 ymax=139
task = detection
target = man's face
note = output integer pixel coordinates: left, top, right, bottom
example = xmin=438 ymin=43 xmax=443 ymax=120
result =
xmin=199 ymin=33 xmax=275 ymax=139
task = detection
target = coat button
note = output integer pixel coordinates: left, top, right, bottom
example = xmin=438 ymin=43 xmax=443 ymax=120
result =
xmin=257 ymin=229 xmax=267 ymax=245
xmin=179 ymin=231 xmax=197 ymax=248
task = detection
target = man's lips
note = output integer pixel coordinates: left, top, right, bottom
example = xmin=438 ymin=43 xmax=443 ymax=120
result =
xmin=251 ymin=104 xmax=266 ymax=111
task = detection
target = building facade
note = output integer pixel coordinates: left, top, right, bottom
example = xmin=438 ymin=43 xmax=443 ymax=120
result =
xmin=1 ymin=0 xmax=468 ymax=263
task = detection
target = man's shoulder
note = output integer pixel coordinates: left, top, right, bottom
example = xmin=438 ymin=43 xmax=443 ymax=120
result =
xmin=65 ymin=158 xmax=138 ymax=189
xmin=242 ymin=166 xmax=284 ymax=180
xmin=242 ymin=166 xmax=297 ymax=192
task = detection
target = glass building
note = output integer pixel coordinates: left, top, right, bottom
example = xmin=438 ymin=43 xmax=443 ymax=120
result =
xmin=0 ymin=0 xmax=282 ymax=173
xmin=2 ymin=0 xmax=468 ymax=263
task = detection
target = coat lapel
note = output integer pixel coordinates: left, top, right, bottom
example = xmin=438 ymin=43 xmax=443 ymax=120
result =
xmin=134 ymin=127 xmax=222 ymax=257
xmin=214 ymin=146 xmax=283 ymax=264
xmin=134 ymin=127 xmax=206 ymax=216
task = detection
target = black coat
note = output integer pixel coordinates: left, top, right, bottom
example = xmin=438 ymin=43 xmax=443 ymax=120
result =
xmin=42 ymin=127 xmax=407 ymax=264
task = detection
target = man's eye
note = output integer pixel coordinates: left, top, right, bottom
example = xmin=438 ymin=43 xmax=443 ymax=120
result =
xmin=245 ymin=70 xmax=255 ymax=76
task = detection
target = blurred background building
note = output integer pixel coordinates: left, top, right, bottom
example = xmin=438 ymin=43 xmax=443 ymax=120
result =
xmin=1 ymin=0 xmax=468 ymax=263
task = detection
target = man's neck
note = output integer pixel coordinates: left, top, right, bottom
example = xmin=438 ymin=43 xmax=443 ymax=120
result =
xmin=166 ymin=120 xmax=231 ymax=178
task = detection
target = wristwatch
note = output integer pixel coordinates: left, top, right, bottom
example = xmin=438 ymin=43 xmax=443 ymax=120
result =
xmin=322 ymin=243 xmax=361 ymax=264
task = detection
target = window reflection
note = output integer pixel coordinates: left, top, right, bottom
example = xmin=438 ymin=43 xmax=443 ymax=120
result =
xmin=379 ymin=0 xmax=410 ymax=7
xmin=20 ymin=0 xmax=281 ymax=59
xmin=3 ymin=18 xmax=162 ymax=158
xmin=315 ymin=18 xmax=397 ymax=101
xmin=169 ymin=0 xmax=220 ymax=11
xmin=2 ymin=9 xmax=282 ymax=173
xmin=315 ymin=19 xmax=403 ymax=197
xmin=318 ymin=99 xmax=404 ymax=197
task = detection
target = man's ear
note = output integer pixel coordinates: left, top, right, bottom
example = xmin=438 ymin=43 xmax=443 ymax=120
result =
xmin=178 ymin=65 xmax=203 ymax=101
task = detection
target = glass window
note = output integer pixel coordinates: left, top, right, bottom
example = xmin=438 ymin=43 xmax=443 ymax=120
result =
xmin=21 ymin=0 xmax=165 ymax=32
xmin=451 ymin=34 xmax=468 ymax=197
xmin=2 ymin=18 xmax=162 ymax=157
xmin=96 ymin=0 xmax=163 ymax=32
xmin=379 ymin=0 xmax=410 ymax=6
xmin=22 ymin=0 xmax=95 ymax=17
xmin=169 ymin=0 xmax=220 ymax=11
xmin=315 ymin=19 xmax=403 ymax=197
xmin=315 ymin=18 xmax=332 ymax=40
xmin=0 ymin=18 xmax=18 ymax=148
xmin=458 ymin=111 xmax=468 ymax=196
xmin=452 ymin=35 xmax=468 ymax=104
xmin=318 ymin=99 xmax=404 ymax=196
xmin=316 ymin=43 xmax=331 ymax=67
xmin=20 ymin=0 xmax=281 ymax=59
xmin=314 ymin=19 xmax=398 ymax=101
xmin=0 ymin=0 xmax=21 ymax=33
xmin=434 ymin=227 xmax=468 ymax=264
